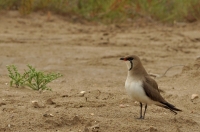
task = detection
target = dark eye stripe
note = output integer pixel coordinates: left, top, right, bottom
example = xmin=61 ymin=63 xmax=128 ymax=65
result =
xmin=127 ymin=57 xmax=134 ymax=60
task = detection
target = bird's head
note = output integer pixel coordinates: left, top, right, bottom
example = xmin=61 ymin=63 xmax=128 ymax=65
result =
xmin=120 ymin=55 xmax=141 ymax=71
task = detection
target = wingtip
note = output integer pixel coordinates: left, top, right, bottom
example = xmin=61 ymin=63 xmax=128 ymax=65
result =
xmin=160 ymin=102 xmax=182 ymax=113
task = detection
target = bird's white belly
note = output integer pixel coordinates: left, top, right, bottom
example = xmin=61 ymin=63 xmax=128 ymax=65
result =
xmin=125 ymin=79 xmax=154 ymax=104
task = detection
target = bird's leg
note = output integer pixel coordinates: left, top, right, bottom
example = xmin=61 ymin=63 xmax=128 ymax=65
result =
xmin=142 ymin=104 xmax=148 ymax=119
xmin=137 ymin=102 xmax=143 ymax=119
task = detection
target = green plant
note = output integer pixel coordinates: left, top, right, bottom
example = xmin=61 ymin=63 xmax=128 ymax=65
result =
xmin=7 ymin=64 xmax=63 ymax=91
xmin=25 ymin=65 xmax=62 ymax=91
xmin=6 ymin=65 xmax=27 ymax=87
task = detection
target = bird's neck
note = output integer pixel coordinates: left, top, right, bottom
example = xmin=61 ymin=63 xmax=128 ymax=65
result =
xmin=127 ymin=64 xmax=148 ymax=79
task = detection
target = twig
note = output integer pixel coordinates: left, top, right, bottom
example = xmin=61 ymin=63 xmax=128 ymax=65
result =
xmin=149 ymin=65 xmax=185 ymax=78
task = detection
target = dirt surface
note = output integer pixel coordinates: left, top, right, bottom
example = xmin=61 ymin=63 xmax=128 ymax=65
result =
xmin=0 ymin=11 xmax=200 ymax=132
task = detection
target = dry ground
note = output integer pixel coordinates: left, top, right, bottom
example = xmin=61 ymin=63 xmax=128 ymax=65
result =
xmin=0 ymin=11 xmax=200 ymax=132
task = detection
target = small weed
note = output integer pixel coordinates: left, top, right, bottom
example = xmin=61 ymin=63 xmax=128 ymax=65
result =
xmin=25 ymin=65 xmax=62 ymax=91
xmin=6 ymin=65 xmax=27 ymax=88
xmin=7 ymin=64 xmax=62 ymax=91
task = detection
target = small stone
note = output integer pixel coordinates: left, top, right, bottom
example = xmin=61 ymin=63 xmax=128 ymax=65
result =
xmin=49 ymin=114 xmax=54 ymax=117
xmin=90 ymin=113 xmax=94 ymax=116
xmin=43 ymin=113 xmax=54 ymax=117
xmin=149 ymin=126 xmax=157 ymax=132
xmin=191 ymin=94 xmax=199 ymax=100
xmin=77 ymin=91 xmax=86 ymax=97
xmin=31 ymin=100 xmax=45 ymax=108
xmin=119 ymin=104 xmax=126 ymax=108
xmin=43 ymin=114 xmax=48 ymax=117
xmin=80 ymin=91 xmax=86 ymax=94
xmin=62 ymin=95 xmax=68 ymax=97
xmin=46 ymin=98 xmax=56 ymax=105
xmin=32 ymin=102 xmax=40 ymax=108
xmin=119 ymin=104 xmax=129 ymax=108
xmin=31 ymin=100 xmax=38 ymax=103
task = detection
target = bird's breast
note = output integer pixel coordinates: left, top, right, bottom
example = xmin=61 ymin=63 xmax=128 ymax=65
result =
xmin=125 ymin=79 xmax=143 ymax=98
xmin=125 ymin=78 xmax=154 ymax=104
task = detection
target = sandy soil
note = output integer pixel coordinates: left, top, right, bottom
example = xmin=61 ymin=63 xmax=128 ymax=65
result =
xmin=0 ymin=11 xmax=200 ymax=132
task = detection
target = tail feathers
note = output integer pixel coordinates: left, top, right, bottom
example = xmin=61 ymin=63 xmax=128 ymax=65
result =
xmin=158 ymin=102 xmax=182 ymax=114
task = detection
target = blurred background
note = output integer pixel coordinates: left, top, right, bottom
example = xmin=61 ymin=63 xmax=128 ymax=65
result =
xmin=0 ymin=0 xmax=200 ymax=23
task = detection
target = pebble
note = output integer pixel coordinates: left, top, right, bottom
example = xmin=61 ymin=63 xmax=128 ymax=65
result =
xmin=77 ymin=91 xmax=86 ymax=97
xmin=46 ymin=98 xmax=56 ymax=105
xmin=49 ymin=114 xmax=54 ymax=117
xmin=191 ymin=94 xmax=199 ymax=100
xmin=149 ymin=126 xmax=157 ymax=132
xmin=43 ymin=113 xmax=54 ymax=117
xmin=31 ymin=100 xmax=45 ymax=108
xmin=119 ymin=104 xmax=130 ymax=108
xmin=32 ymin=101 xmax=40 ymax=108
xmin=80 ymin=91 xmax=86 ymax=94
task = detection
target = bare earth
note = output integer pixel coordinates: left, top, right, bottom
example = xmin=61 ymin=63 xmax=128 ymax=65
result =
xmin=0 ymin=11 xmax=200 ymax=132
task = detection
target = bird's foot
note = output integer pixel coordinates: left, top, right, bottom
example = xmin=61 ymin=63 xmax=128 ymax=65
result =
xmin=136 ymin=116 xmax=144 ymax=120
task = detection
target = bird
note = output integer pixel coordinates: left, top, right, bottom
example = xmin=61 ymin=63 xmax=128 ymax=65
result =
xmin=120 ymin=55 xmax=182 ymax=119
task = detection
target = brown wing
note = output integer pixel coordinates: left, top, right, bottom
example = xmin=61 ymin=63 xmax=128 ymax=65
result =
xmin=143 ymin=81 xmax=182 ymax=114
xmin=143 ymin=78 xmax=182 ymax=113
xmin=143 ymin=80 xmax=166 ymax=103
xmin=145 ymin=76 xmax=159 ymax=92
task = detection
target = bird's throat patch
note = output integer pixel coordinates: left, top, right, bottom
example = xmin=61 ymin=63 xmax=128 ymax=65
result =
xmin=129 ymin=60 xmax=133 ymax=71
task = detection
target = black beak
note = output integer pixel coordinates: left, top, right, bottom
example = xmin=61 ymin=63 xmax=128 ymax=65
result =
xmin=120 ymin=58 xmax=126 ymax=61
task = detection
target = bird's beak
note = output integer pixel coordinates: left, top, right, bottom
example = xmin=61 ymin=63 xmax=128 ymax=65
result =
xmin=120 ymin=58 xmax=127 ymax=61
